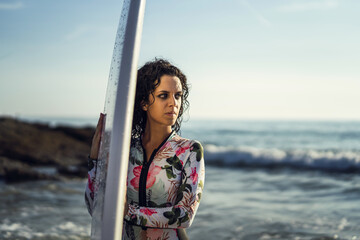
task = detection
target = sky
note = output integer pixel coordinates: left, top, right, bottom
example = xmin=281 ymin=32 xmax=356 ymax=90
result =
xmin=0 ymin=0 xmax=359 ymax=120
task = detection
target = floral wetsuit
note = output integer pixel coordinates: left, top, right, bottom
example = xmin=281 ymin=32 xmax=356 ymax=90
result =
xmin=85 ymin=131 xmax=205 ymax=240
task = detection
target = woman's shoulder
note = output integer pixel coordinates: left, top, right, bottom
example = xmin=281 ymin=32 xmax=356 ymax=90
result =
xmin=171 ymin=134 xmax=203 ymax=155
xmin=171 ymin=134 xmax=201 ymax=146
xmin=169 ymin=135 xmax=204 ymax=168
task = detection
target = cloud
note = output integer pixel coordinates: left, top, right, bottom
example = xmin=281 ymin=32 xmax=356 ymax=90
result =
xmin=241 ymin=0 xmax=272 ymax=27
xmin=0 ymin=2 xmax=24 ymax=10
xmin=277 ymin=0 xmax=338 ymax=12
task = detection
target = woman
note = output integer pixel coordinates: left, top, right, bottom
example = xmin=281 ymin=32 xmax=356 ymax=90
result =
xmin=85 ymin=59 xmax=205 ymax=240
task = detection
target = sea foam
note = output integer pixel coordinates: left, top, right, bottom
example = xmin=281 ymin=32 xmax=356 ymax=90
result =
xmin=204 ymin=144 xmax=360 ymax=172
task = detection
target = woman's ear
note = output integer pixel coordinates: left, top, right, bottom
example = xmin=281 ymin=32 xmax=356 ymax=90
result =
xmin=141 ymin=101 xmax=148 ymax=111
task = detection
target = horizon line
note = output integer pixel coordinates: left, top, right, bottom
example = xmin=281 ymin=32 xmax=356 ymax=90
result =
xmin=2 ymin=114 xmax=360 ymax=122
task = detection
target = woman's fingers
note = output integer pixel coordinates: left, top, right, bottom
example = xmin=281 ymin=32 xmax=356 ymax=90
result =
xmin=95 ymin=113 xmax=105 ymax=135
xmin=90 ymin=113 xmax=105 ymax=159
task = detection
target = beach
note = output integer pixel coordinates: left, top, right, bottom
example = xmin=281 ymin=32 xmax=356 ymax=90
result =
xmin=1 ymin=118 xmax=359 ymax=239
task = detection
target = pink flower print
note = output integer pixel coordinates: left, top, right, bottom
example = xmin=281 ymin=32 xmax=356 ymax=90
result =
xmin=140 ymin=208 xmax=158 ymax=216
xmin=130 ymin=165 xmax=142 ymax=190
xmin=87 ymin=174 xmax=94 ymax=192
xmin=175 ymin=145 xmax=191 ymax=156
xmin=161 ymin=141 xmax=171 ymax=150
xmin=130 ymin=164 xmax=161 ymax=190
xmin=190 ymin=167 xmax=198 ymax=185
xmin=146 ymin=164 xmax=161 ymax=189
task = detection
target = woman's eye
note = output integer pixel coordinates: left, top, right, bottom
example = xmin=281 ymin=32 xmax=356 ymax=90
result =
xmin=158 ymin=94 xmax=167 ymax=99
xmin=157 ymin=93 xmax=182 ymax=100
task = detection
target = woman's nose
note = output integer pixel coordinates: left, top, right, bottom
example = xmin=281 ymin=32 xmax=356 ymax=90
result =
xmin=169 ymin=95 xmax=177 ymax=106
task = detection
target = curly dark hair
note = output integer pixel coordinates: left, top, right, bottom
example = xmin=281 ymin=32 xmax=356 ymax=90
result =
xmin=131 ymin=58 xmax=189 ymax=139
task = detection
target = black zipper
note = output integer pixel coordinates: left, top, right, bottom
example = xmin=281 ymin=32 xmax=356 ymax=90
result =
xmin=138 ymin=131 xmax=174 ymax=207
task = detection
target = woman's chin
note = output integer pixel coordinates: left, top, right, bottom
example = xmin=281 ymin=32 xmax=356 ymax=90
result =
xmin=166 ymin=118 xmax=177 ymax=127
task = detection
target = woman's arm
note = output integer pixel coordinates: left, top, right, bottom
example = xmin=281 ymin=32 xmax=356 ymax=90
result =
xmin=85 ymin=113 xmax=105 ymax=216
xmin=124 ymin=140 xmax=205 ymax=229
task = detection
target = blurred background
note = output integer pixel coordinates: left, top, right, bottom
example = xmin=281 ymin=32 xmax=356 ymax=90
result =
xmin=0 ymin=0 xmax=359 ymax=239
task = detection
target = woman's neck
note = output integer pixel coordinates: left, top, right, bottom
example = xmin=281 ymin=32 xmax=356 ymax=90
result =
xmin=142 ymin=122 xmax=172 ymax=149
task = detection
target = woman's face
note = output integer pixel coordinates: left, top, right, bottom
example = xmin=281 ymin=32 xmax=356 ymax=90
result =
xmin=144 ymin=74 xmax=183 ymax=129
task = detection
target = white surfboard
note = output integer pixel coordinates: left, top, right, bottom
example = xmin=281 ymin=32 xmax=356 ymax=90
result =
xmin=91 ymin=0 xmax=146 ymax=239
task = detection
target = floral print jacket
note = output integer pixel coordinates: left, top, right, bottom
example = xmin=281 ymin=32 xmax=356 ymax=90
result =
xmin=85 ymin=131 xmax=205 ymax=240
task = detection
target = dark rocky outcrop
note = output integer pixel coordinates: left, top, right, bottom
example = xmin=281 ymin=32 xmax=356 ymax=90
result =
xmin=0 ymin=117 xmax=94 ymax=183
xmin=0 ymin=157 xmax=59 ymax=182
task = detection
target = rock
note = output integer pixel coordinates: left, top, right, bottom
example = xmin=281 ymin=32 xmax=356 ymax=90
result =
xmin=0 ymin=117 xmax=95 ymax=182
xmin=0 ymin=157 xmax=59 ymax=183
xmin=57 ymin=165 xmax=88 ymax=179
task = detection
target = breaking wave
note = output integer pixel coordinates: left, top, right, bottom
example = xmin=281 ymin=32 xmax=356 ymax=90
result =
xmin=204 ymin=144 xmax=360 ymax=173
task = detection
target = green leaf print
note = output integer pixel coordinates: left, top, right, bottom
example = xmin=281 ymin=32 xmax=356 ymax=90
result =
xmin=164 ymin=211 xmax=175 ymax=219
xmin=198 ymin=180 xmax=204 ymax=189
xmin=166 ymin=167 xmax=176 ymax=179
xmin=181 ymin=171 xmax=187 ymax=183
xmin=166 ymin=155 xmax=183 ymax=171
xmin=130 ymin=148 xmax=143 ymax=165
xmin=129 ymin=156 xmax=136 ymax=165
xmin=191 ymin=142 xmax=201 ymax=152
xmin=168 ymin=217 xmax=177 ymax=225
xmin=178 ymin=213 xmax=189 ymax=226
xmin=174 ymin=208 xmax=181 ymax=217
xmin=166 ymin=156 xmax=175 ymax=165
xmin=191 ymin=142 xmax=203 ymax=162
xmin=130 ymin=156 xmax=142 ymax=166
xmin=175 ymin=192 xmax=183 ymax=204
xmin=139 ymin=216 xmax=147 ymax=226
xmin=185 ymin=184 xmax=192 ymax=193
xmin=129 ymin=215 xmax=138 ymax=225
xmin=196 ymin=151 xmax=202 ymax=161
xmin=178 ymin=183 xmax=186 ymax=192
xmin=197 ymin=193 xmax=202 ymax=202
xmin=163 ymin=208 xmax=184 ymax=226
xmin=161 ymin=165 xmax=172 ymax=170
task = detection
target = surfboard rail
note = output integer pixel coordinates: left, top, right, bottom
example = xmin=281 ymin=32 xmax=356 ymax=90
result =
xmin=90 ymin=0 xmax=146 ymax=239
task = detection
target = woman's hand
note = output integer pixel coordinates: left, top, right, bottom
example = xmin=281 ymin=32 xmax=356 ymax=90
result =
xmin=123 ymin=199 xmax=129 ymax=218
xmin=89 ymin=113 xmax=105 ymax=159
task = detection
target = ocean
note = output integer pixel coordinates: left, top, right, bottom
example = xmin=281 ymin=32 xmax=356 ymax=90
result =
xmin=1 ymin=118 xmax=360 ymax=239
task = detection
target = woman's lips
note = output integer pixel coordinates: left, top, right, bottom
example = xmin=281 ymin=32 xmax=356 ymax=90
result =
xmin=166 ymin=112 xmax=177 ymax=117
